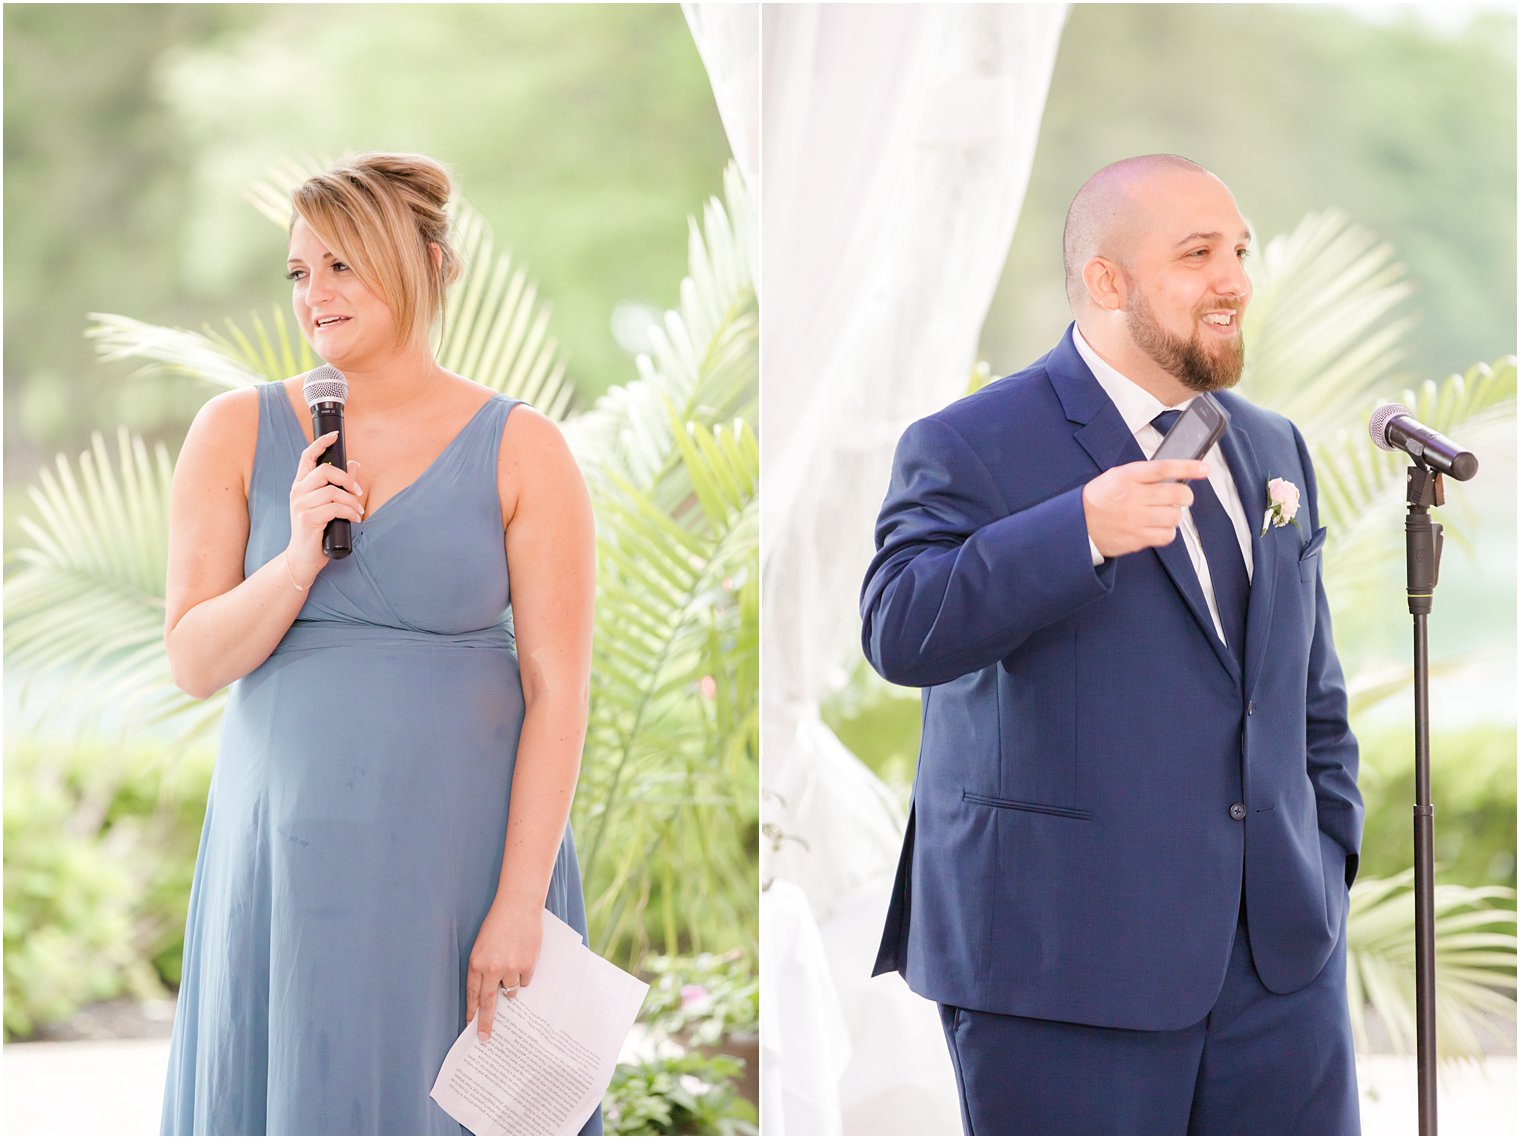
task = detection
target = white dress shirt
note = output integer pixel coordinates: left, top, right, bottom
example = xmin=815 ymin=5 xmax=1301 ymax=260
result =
xmin=1072 ymin=326 xmax=1254 ymax=647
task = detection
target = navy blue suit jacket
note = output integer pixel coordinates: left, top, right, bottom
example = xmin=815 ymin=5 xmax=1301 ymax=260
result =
xmin=862 ymin=326 xmax=1363 ymax=1031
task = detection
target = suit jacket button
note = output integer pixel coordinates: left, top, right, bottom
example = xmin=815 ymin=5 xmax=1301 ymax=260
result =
xmin=1229 ymin=802 xmax=1247 ymax=821
xmin=1247 ymin=701 xmax=1256 ymax=715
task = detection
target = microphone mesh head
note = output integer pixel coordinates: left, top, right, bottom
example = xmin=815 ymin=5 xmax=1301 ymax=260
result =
xmin=303 ymin=364 xmax=348 ymax=407
xmin=1368 ymin=402 xmax=1412 ymax=452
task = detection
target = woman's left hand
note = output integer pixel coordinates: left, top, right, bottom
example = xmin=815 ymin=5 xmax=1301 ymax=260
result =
xmin=465 ymin=896 xmax=543 ymax=1041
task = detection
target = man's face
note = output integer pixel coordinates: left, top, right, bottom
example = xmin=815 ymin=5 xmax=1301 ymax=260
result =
xmin=1117 ymin=172 xmax=1253 ymax=392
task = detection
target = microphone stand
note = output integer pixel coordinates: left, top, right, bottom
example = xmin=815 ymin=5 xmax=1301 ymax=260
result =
xmin=1404 ymin=462 xmax=1444 ymax=1135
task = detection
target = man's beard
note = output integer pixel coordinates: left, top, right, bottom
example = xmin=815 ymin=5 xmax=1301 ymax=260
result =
xmin=1125 ymin=288 xmax=1245 ymax=393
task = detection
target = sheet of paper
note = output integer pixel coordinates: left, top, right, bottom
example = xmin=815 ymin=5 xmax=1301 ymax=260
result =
xmin=430 ymin=909 xmax=650 ymax=1135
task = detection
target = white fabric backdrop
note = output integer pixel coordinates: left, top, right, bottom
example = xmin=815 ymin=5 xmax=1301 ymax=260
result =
xmin=683 ymin=3 xmax=760 ymax=189
xmin=758 ymin=4 xmax=1068 ymax=1133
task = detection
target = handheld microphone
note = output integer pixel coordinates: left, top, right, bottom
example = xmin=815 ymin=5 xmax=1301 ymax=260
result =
xmin=302 ymin=364 xmax=353 ymax=560
xmin=1368 ymin=403 xmax=1479 ymax=481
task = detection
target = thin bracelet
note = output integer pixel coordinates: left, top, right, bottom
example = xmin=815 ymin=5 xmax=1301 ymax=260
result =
xmin=284 ymin=551 xmax=309 ymax=593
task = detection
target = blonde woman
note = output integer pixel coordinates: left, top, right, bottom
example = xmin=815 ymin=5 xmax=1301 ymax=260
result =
xmin=160 ymin=153 xmax=600 ymax=1135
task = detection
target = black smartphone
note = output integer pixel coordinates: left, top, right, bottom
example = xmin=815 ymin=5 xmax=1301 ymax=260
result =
xmin=1153 ymin=394 xmax=1230 ymax=463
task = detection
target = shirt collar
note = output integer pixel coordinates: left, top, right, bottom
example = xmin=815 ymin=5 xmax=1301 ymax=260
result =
xmin=1072 ymin=324 xmax=1192 ymax=436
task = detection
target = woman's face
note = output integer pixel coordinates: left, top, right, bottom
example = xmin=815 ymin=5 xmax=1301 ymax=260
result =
xmin=286 ymin=217 xmax=398 ymax=368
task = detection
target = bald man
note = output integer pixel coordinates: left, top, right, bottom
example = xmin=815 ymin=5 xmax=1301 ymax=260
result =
xmin=862 ymin=155 xmax=1362 ymax=1135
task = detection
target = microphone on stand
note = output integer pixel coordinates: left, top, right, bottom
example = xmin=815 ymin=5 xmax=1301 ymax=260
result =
xmin=1370 ymin=398 xmax=1480 ymax=1135
xmin=302 ymin=364 xmax=353 ymax=560
xmin=1369 ymin=403 xmax=1479 ymax=481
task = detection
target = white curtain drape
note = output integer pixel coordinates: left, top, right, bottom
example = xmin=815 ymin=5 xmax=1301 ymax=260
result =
xmin=759 ymin=4 xmax=1068 ymax=1133
xmin=683 ymin=3 xmax=760 ymax=189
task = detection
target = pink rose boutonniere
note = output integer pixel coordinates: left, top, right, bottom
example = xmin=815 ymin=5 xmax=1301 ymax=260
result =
xmin=1261 ymin=477 xmax=1302 ymax=536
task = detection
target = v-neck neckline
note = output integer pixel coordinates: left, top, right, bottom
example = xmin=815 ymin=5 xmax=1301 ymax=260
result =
xmin=279 ymin=387 xmax=499 ymax=525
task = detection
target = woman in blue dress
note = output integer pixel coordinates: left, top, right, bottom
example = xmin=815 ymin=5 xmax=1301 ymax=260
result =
xmin=160 ymin=152 xmax=600 ymax=1135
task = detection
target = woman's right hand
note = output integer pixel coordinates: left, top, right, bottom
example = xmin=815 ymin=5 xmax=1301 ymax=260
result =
xmin=285 ymin=430 xmax=365 ymax=587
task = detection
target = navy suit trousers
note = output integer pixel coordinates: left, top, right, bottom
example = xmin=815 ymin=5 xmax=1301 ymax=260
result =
xmin=937 ymin=911 xmax=1359 ymax=1136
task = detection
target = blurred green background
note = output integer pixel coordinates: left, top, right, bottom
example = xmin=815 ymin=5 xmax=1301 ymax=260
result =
xmin=984 ymin=3 xmax=1517 ymax=383
xmin=4 ymin=4 xmax=758 ymax=1131
xmin=4 ymin=2 xmax=730 ymax=478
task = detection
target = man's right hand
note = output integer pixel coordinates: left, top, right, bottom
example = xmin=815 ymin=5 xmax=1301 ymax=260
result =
xmin=1082 ymin=459 xmax=1209 ymax=559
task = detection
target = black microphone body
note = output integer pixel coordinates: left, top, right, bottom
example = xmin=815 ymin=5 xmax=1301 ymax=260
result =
xmin=311 ymin=399 xmax=352 ymax=559
xmin=303 ymin=365 xmax=353 ymax=560
xmin=1369 ymin=403 xmax=1479 ymax=481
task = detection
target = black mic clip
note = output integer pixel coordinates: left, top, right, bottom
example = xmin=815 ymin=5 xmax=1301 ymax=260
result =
xmin=1405 ymin=466 xmax=1444 ymax=616
xmin=1406 ymin=464 xmax=1444 ymax=510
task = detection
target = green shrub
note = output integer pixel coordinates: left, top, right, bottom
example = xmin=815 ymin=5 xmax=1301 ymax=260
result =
xmin=603 ymin=951 xmax=758 ymax=1136
xmin=1357 ymin=722 xmax=1517 ymax=889
xmin=605 ymin=1051 xmax=757 ymax=1136
xmin=639 ymin=950 xmax=759 ymax=1049
xmin=2 ymin=735 xmax=212 ymax=1039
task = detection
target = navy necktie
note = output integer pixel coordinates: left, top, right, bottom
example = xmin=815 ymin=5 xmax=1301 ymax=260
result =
xmin=1152 ymin=410 xmax=1249 ymax=672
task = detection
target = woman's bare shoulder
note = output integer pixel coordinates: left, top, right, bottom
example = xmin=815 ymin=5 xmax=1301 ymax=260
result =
xmin=499 ymin=402 xmax=569 ymax=462
xmin=494 ymin=403 xmax=583 ymax=523
xmin=178 ymin=385 xmax=263 ymax=486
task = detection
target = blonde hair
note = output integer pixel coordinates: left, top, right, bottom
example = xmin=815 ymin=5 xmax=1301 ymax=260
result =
xmin=291 ymin=152 xmax=464 ymax=351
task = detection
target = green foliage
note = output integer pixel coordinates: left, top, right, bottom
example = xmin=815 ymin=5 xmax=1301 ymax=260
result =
xmin=823 ymin=659 xmax=920 ymax=806
xmin=1357 ymin=723 xmax=1518 ymax=890
xmin=1347 ymin=873 xmax=1517 ymax=1059
xmin=4 ymin=4 xmax=727 ymax=474
xmin=1313 ymin=358 xmax=1516 ymax=612
xmin=640 ymin=951 xmax=760 ymax=1050
xmin=4 ymin=429 xmax=209 ymax=740
xmin=1238 ymin=210 xmax=1418 ymax=430
xmin=570 ymin=163 xmax=759 ymax=968
xmin=3 ymin=737 xmax=214 ymax=1040
xmin=603 ymin=951 xmax=759 ymax=1136
xmin=984 ymin=3 xmax=1515 ymax=392
xmin=605 ymin=1051 xmax=758 ymax=1137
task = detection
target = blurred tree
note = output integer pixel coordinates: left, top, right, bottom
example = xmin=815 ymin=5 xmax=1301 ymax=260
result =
xmin=3 ymin=3 xmax=256 ymax=474
xmin=3 ymin=3 xmax=728 ymax=481
xmin=984 ymin=4 xmax=1516 ymax=386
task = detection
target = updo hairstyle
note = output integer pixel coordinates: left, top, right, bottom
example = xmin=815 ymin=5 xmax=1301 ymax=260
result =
xmin=291 ymin=152 xmax=464 ymax=351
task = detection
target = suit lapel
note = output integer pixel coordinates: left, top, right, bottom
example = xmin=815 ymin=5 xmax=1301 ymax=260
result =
xmin=1050 ymin=328 xmax=1239 ymax=680
xmin=1152 ymin=513 xmax=1240 ymax=681
xmin=1218 ymin=416 xmax=1275 ymax=696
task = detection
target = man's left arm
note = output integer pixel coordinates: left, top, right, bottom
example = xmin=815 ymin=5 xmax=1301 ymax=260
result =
xmin=1296 ymin=425 xmax=1365 ymax=887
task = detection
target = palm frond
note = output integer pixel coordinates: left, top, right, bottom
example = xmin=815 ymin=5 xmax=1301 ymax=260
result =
xmin=566 ymin=165 xmax=758 ymax=967
xmin=1347 ymin=871 xmax=1517 ymax=1059
xmin=4 ymin=430 xmax=186 ymax=725
xmin=203 ymin=307 xmax=317 ymax=383
xmin=438 ymin=203 xmax=573 ymax=416
xmin=86 ymin=313 xmax=275 ymax=389
xmin=1346 ymin=651 xmax=1505 ymax=720
xmin=577 ymin=412 xmax=759 ymax=965
xmin=1239 ymin=210 xmax=1419 ymax=428
xmin=243 ymin=155 xmax=330 ymax=227
xmin=1314 ymin=357 xmax=1516 ymax=586
xmin=566 ymin=162 xmax=757 ymax=491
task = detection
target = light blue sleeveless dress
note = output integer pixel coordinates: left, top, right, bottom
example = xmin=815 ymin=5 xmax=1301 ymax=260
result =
xmin=162 ymin=383 xmax=600 ymax=1135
